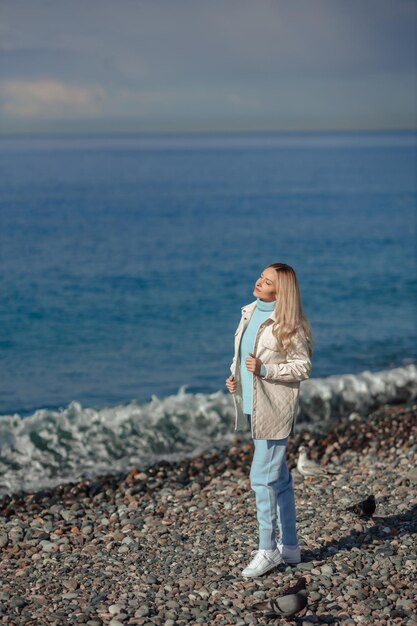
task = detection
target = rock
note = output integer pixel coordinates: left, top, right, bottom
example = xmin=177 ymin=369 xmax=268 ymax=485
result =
xmin=320 ymin=564 xmax=334 ymax=577
xmin=11 ymin=596 xmax=27 ymax=608
xmin=108 ymin=604 xmax=124 ymax=615
xmin=136 ymin=605 xmax=150 ymax=617
xmin=9 ymin=527 xmax=24 ymax=543
xmin=406 ymin=468 xmax=417 ymax=481
xmin=297 ymin=562 xmax=315 ymax=571
xmin=39 ymin=540 xmax=57 ymax=552
xmin=62 ymin=579 xmax=78 ymax=591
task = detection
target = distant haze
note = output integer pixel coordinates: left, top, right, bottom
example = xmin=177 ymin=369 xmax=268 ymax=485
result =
xmin=1 ymin=0 xmax=416 ymax=134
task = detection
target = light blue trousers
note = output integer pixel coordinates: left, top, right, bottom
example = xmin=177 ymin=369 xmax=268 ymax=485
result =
xmin=246 ymin=415 xmax=298 ymax=550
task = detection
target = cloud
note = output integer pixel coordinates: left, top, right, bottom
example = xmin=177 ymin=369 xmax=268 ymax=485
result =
xmin=2 ymin=79 xmax=106 ymax=117
xmin=0 ymin=0 xmax=416 ymax=131
xmin=2 ymin=0 xmax=416 ymax=85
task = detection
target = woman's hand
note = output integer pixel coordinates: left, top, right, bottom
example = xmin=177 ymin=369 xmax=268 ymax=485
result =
xmin=246 ymin=352 xmax=263 ymax=376
xmin=225 ymin=375 xmax=237 ymax=394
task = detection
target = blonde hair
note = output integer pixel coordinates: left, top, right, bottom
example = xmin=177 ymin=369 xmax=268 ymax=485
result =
xmin=266 ymin=263 xmax=313 ymax=357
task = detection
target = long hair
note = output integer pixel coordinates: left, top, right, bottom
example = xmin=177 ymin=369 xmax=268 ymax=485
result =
xmin=267 ymin=263 xmax=313 ymax=357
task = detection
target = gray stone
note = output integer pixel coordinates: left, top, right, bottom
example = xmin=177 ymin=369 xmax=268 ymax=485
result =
xmin=39 ymin=539 xmax=57 ymax=552
xmin=11 ymin=596 xmax=28 ymax=608
xmin=108 ymin=604 xmax=123 ymax=615
xmin=136 ymin=605 xmax=150 ymax=617
xmin=297 ymin=562 xmax=315 ymax=571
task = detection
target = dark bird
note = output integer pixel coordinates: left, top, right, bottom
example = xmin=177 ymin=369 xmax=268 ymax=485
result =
xmin=346 ymin=494 xmax=376 ymax=518
xmin=252 ymin=579 xmax=308 ymax=617
xmin=252 ymin=589 xmax=308 ymax=617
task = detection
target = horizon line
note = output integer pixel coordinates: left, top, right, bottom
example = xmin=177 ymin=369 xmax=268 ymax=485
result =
xmin=1 ymin=127 xmax=416 ymax=138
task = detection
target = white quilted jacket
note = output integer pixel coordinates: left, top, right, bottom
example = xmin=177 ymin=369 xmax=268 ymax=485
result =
xmin=230 ymin=300 xmax=312 ymax=439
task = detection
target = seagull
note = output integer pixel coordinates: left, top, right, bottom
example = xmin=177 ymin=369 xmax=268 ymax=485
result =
xmin=346 ymin=494 xmax=376 ymax=518
xmin=297 ymin=446 xmax=328 ymax=477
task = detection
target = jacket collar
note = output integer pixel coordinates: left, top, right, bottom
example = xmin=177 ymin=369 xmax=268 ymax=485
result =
xmin=241 ymin=299 xmax=278 ymax=322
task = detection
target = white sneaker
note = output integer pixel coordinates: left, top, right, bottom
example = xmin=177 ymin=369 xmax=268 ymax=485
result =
xmin=242 ymin=548 xmax=283 ymax=578
xmin=277 ymin=543 xmax=301 ymax=564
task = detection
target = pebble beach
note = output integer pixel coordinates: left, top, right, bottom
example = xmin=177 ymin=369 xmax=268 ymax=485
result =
xmin=1 ymin=402 xmax=416 ymax=626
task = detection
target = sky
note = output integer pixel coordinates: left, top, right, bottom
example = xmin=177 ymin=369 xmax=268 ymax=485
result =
xmin=1 ymin=0 xmax=416 ymax=134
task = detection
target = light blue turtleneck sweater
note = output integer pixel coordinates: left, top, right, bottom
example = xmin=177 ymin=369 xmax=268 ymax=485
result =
xmin=239 ymin=298 xmax=276 ymax=415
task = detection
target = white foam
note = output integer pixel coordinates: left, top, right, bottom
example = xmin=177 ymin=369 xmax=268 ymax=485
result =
xmin=0 ymin=386 xmax=240 ymax=497
xmin=0 ymin=365 xmax=416 ymax=497
xmin=299 ymin=364 xmax=417 ymax=421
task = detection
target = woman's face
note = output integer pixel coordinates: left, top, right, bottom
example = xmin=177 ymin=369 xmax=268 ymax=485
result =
xmin=253 ymin=267 xmax=277 ymax=301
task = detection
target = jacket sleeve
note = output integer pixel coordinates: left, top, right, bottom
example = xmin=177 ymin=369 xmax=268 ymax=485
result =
xmin=262 ymin=332 xmax=312 ymax=383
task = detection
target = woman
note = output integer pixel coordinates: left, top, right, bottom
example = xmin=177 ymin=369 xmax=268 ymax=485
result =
xmin=225 ymin=263 xmax=312 ymax=578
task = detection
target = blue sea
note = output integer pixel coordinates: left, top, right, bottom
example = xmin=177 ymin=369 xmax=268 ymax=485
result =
xmin=0 ymin=131 xmax=416 ymax=496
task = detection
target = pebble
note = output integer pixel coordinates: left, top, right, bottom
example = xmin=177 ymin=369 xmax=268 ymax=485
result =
xmin=0 ymin=401 xmax=415 ymax=625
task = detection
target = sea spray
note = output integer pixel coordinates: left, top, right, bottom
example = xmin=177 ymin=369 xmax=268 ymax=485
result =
xmin=299 ymin=363 xmax=417 ymax=421
xmin=0 ymin=364 xmax=416 ymax=497
xmin=0 ymin=387 xmax=239 ymax=497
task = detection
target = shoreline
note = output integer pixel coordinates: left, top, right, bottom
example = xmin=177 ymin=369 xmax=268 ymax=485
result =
xmin=1 ymin=401 xmax=416 ymax=625
xmin=2 ymin=361 xmax=416 ymax=499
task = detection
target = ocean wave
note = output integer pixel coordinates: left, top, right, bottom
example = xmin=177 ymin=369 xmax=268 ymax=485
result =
xmin=0 ymin=364 xmax=416 ymax=497
xmin=0 ymin=388 xmax=238 ymax=498
xmin=299 ymin=363 xmax=417 ymax=422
